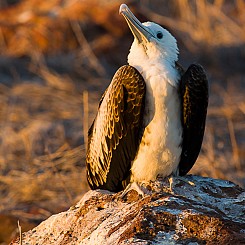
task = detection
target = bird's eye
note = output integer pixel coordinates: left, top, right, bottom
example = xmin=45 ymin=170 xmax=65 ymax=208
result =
xmin=157 ymin=32 xmax=163 ymax=39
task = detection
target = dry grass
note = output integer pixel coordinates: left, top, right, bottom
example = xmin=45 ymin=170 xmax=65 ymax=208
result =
xmin=140 ymin=0 xmax=245 ymax=50
xmin=0 ymin=69 xmax=90 ymax=214
xmin=0 ymin=0 xmax=124 ymax=57
xmin=191 ymin=81 xmax=245 ymax=186
xmin=0 ymin=0 xmax=244 ymax=243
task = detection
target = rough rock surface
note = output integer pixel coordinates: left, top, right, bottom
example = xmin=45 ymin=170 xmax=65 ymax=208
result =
xmin=11 ymin=175 xmax=245 ymax=245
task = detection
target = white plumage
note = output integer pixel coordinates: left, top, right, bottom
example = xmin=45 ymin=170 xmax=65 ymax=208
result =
xmin=128 ymin=22 xmax=182 ymax=183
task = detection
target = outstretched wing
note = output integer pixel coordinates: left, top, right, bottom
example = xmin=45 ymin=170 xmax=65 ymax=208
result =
xmin=178 ymin=64 xmax=209 ymax=176
xmin=86 ymin=65 xmax=146 ymax=192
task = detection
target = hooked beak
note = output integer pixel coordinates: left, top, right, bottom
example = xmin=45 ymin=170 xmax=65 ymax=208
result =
xmin=119 ymin=4 xmax=152 ymax=43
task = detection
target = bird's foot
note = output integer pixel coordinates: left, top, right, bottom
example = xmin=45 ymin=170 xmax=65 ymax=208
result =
xmin=168 ymin=175 xmax=195 ymax=193
xmin=121 ymin=182 xmax=151 ymax=198
xmin=168 ymin=176 xmax=174 ymax=193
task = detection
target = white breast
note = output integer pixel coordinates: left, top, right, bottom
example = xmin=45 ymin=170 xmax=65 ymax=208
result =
xmin=130 ymin=66 xmax=183 ymax=183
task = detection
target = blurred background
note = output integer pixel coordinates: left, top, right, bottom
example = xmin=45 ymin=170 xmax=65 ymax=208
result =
xmin=0 ymin=0 xmax=244 ymax=243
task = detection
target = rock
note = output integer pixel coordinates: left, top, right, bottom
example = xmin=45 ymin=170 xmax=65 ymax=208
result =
xmin=10 ymin=175 xmax=245 ymax=245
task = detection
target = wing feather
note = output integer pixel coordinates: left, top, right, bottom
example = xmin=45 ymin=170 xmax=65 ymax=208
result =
xmin=86 ymin=65 xmax=146 ymax=191
xmin=179 ymin=64 xmax=209 ymax=176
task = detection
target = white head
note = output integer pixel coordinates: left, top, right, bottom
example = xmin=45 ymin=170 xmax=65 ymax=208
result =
xmin=120 ymin=4 xmax=179 ymax=69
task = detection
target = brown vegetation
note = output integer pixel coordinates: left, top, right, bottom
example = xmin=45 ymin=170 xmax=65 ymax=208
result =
xmin=0 ymin=0 xmax=244 ymax=243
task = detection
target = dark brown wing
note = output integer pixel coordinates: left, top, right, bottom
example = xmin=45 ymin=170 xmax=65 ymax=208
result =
xmin=178 ymin=64 xmax=209 ymax=176
xmin=86 ymin=65 xmax=146 ymax=192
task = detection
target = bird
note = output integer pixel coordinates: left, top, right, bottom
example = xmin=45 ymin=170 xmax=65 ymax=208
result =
xmin=86 ymin=4 xmax=208 ymax=193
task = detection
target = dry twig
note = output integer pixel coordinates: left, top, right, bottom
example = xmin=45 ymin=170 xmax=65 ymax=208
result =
xmin=83 ymin=90 xmax=89 ymax=152
xmin=17 ymin=220 xmax=22 ymax=245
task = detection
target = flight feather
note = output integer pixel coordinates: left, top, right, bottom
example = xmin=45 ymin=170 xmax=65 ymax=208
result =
xmin=86 ymin=65 xmax=146 ymax=191
xmin=179 ymin=64 xmax=209 ymax=175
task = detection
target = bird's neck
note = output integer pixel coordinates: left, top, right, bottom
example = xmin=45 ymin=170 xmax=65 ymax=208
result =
xmin=128 ymin=43 xmax=180 ymax=87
